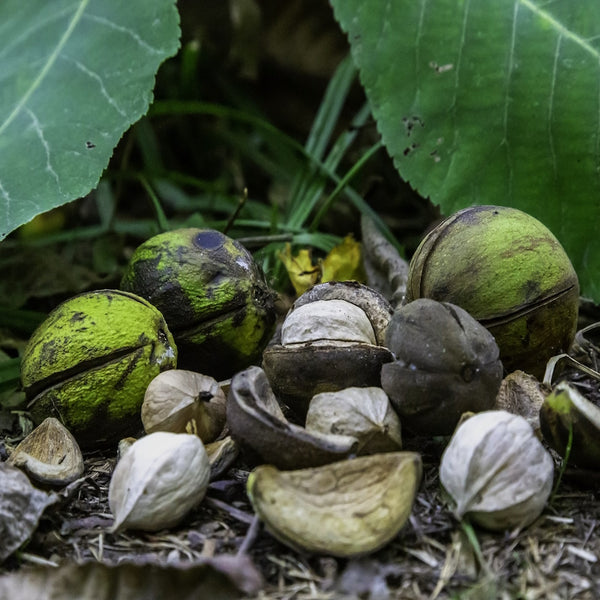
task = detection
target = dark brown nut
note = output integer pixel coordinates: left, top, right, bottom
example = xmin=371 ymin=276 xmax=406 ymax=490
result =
xmin=381 ymin=298 xmax=503 ymax=435
xmin=226 ymin=366 xmax=358 ymax=470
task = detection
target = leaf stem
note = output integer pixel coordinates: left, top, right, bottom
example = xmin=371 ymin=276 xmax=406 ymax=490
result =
xmin=550 ymin=420 xmax=573 ymax=503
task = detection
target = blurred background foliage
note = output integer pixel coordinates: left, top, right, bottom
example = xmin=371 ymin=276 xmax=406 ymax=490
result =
xmin=0 ymin=0 xmax=438 ymax=355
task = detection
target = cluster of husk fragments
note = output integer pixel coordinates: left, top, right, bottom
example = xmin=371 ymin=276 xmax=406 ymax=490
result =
xmin=3 ymin=213 xmax=600 ymax=599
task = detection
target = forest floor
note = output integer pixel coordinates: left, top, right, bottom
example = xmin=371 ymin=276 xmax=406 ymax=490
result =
xmin=1 ymin=428 xmax=599 ymax=600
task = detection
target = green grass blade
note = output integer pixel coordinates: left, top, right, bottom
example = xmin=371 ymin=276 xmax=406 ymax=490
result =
xmin=286 ymin=56 xmax=358 ymax=225
xmin=304 ymin=55 xmax=357 ymax=159
xmin=310 ymin=141 xmax=383 ymax=231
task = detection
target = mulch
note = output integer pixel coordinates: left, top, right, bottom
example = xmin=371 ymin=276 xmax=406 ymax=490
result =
xmin=2 ymin=425 xmax=600 ymax=600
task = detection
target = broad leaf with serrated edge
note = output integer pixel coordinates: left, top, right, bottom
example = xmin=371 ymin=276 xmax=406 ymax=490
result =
xmin=331 ymin=0 xmax=600 ymax=301
xmin=0 ymin=0 xmax=180 ymax=240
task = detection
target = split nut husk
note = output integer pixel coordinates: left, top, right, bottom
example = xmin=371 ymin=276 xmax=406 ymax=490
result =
xmin=7 ymin=417 xmax=84 ymax=486
xmin=205 ymin=436 xmax=239 ymax=480
xmin=21 ymin=289 xmax=177 ymax=449
xmin=494 ymin=370 xmax=545 ymax=436
xmin=440 ymin=411 xmax=554 ymax=531
xmin=540 ymin=381 xmax=600 ymax=469
xmin=247 ymin=452 xmax=422 ymax=557
xmin=142 ymin=370 xmax=226 ymax=442
xmin=262 ymin=281 xmax=394 ymax=416
xmin=381 ymin=298 xmax=503 ymax=435
xmin=108 ymin=432 xmax=210 ymax=532
xmin=227 ymin=366 xmax=357 ymax=469
xmin=121 ymin=228 xmax=276 ymax=379
xmin=406 ymin=205 xmax=579 ymax=378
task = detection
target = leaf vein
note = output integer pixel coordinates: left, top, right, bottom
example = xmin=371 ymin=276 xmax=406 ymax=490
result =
xmin=452 ymin=0 xmax=470 ymax=111
xmin=449 ymin=0 xmax=470 ymax=156
xmin=26 ymin=109 xmax=61 ymax=194
xmin=502 ymin=0 xmax=520 ymax=199
xmin=62 ymin=55 xmax=127 ymax=118
xmin=520 ymin=0 xmax=600 ymax=60
xmin=83 ymin=14 xmax=163 ymax=55
xmin=413 ymin=0 xmax=428 ymax=109
xmin=0 ymin=0 xmax=90 ymax=137
xmin=548 ymin=34 xmax=562 ymax=181
xmin=0 ymin=179 xmax=12 ymax=224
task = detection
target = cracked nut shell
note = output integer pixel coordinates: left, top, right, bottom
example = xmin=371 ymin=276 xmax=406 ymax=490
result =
xmin=381 ymin=298 xmax=503 ymax=435
xmin=262 ymin=281 xmax=394 ymax=416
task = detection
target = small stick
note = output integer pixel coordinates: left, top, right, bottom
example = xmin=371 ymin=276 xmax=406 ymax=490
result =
xmin=360 ymin=215 xmax=408 ymax=308
xmin=237 ymin=514 xmax=261 ymax=556
xmin=204 ymin=496 xmax=255 ymax=525
xmin=223 ymin=188 xmax=248 ymax=235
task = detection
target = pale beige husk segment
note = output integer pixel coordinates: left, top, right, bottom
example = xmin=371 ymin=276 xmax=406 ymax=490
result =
xmin=7 ymin=417 xmax=84 ymax=486
xmin=247 ymin=452 xmax=422 ymax=557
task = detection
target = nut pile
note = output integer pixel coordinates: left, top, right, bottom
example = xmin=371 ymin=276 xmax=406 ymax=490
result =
xmin=12 ymin=207 xmax=591 ymax=558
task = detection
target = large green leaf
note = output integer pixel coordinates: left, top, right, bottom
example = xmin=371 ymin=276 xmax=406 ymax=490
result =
xmin=331 ymin=0 xmax=600 ymax=301
xmin=0 ymin=0 xmax=180 ymax=240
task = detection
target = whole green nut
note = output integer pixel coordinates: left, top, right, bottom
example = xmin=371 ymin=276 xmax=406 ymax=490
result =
xmin=120 ymin=228 xmax=277 ymax=380
xmin=21 ymin=290 xmax=177 ymax=449
xmin=381 ymin=298 xmax=503 ymax=436
xmin=406 ymin=206 xmax=579 ymax=378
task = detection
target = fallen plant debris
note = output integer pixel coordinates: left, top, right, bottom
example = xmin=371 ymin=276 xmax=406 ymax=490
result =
xmin=3 ymin=0 xmax=600 ymax=596
xmin=1 ymin=426 xmax=600 ymax=599
xmin=3 ymin=260 xmax=600 ymax=597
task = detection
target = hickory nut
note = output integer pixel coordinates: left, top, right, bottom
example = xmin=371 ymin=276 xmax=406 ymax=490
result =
xmin=381 ymin=298 xmax=503 ymax=435
xmin=21 ymin=289 xmax=177 ymax=449
xmin=262 ymin=281 xmax=394 ymax=416
xmin=142 ymin=370 xmax=226 ymax=442
xmin=305 ymin=387 xmax=402 ymax=454
xmin=121 ymin=228 xmax=276 ymax=379
xmin=108 ymin=432 xmax=210 ymax=532
xmin=226 ymin=366 xmax=357 ymax=470
xmin=440 ymin=411 xmax=554 ymax=531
